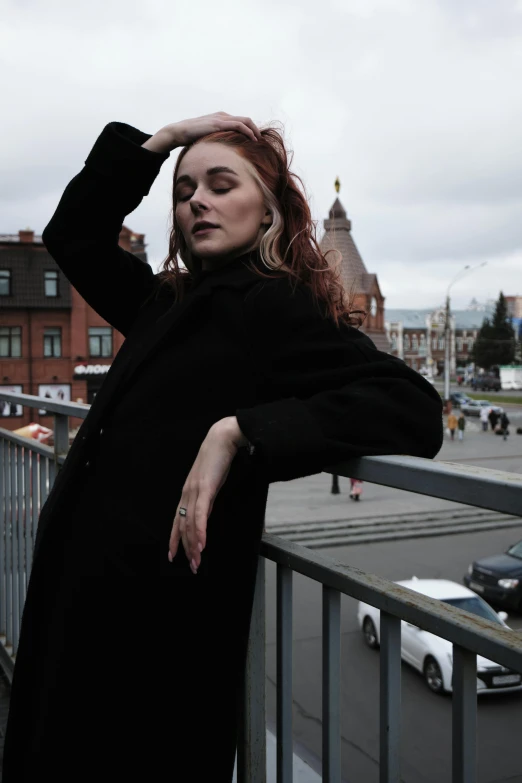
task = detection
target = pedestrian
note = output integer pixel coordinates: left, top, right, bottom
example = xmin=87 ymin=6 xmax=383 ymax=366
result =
xmin=488 ymin=407 xmax=499 ymax=432
xmin=500 ymin=411 xmax=510 ymax=441
xmin=349 ymin=478 xmax=363 ymax=500
xmin=480 ymin=405 xmax=490 ymax=432
xmin=457 ymin=412 xmax=466 ymax=441
xmin=2 ymin=113 xmax=444 ymax=782
xmin=447 ymin=411 xmax=458 ymax=441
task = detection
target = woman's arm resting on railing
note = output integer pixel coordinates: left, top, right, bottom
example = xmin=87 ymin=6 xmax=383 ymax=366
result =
xmin=236 ymin=279 xmax=444 ymax=484
xmin=42 ymin=122 xmax=173 ymax=336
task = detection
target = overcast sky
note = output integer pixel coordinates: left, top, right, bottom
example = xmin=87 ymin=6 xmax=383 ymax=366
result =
xmin=2 ymin=0 xmax=521 ymax=310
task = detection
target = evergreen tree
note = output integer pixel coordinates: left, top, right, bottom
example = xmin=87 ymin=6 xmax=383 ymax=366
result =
xmin=472 ymin=292 xmax=516 ymax=369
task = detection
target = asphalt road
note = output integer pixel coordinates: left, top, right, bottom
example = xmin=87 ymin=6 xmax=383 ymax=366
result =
xmin=264 ymin=527 xmax=522 ymax=783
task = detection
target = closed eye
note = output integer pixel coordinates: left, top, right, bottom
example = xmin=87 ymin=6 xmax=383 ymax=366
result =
xmin=177 ymin=188 xmax=231 ymax=203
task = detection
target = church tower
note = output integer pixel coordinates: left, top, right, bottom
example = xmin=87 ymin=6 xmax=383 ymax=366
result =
xmin=319 ymin=179 xmax=390 ymax=352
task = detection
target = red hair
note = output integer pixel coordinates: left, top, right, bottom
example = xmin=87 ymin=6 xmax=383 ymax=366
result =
xmin=156 ymin=125 xmax=365 ymax=328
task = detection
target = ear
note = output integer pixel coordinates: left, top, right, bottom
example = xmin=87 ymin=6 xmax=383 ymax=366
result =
xmin=261 ymin=209 xmax=272 ymax=227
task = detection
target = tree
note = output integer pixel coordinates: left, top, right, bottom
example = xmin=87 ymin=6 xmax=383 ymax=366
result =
xmin=472 ymin=292 xmax=516 ymax=369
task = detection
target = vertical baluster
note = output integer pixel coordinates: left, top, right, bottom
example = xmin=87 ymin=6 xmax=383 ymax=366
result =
xmin=379 ymin=612 xmax=402 ymax=783
xmin=24 ymin=447 xmax=32 ymax=592
xmin=452 ymin=645 xmax=477 ymax=783
xmin=237 ymin=557 xmax=266 ymax=783
xmin=0 ymin=441 xmax=6 ymax=637
xmin=29 ymin=452 xmax=39 ymax=572
xmin=277 ymin=565 xmax=293 ymax=783
xmin=16 ymin=446 xmax=26 ymax=649
xmin=11 ymin=444 xmax=21 ymax=652
xmin=322 ymin=586 xmax=341 ymax=783
xmin=5 ymin=443 xmax=13 ymax=647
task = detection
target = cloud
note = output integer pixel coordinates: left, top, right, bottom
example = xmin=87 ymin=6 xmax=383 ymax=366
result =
xmin=1 ymin=0 xmax=521 ymax=309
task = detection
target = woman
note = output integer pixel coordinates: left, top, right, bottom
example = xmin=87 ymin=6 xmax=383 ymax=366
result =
xmin=3 ymin=112 xmax=442 ymax=781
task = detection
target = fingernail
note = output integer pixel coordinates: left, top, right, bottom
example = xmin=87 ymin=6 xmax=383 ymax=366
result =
xmin=197 ymin=542 xmax=203 ymax=553
xmin=191 ymin=559 xmax=198 ymax=574
xmin=168 ymin=551 xmax=173 ymax=562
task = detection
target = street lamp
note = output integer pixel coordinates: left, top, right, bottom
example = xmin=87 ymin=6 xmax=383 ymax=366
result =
xmin=444 ymin=262 xmax=488 ymax=401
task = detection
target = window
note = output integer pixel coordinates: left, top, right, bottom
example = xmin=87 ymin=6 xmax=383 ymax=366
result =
xmin=0 ymin=269 xmax=11 ymax=296
xmin=456 ymin=337 xmax=463 ymax=351
xmin=412 ymin=335 xmax=418 ymax=350
xmin=403 ymin=335 xmax=410 ymax=350
xmin=438 ymin=337 xmax=444 ymax=350
xmin=468 ymin=338 xmax=474 ymax=351
xmin=89 ymin=327 xmax=112 ymax=357
xmin=44 ymin=270 xmax=59 ymax=297
xmin=0 ymin=326 xmax=22 ymax=357
xmin=391 ymin=334 xmax=397 ymax=351
xmin=43 ymin=328 xmax=62 ymax=358
xmin=432 ymin=337 xmax=437 ymax=350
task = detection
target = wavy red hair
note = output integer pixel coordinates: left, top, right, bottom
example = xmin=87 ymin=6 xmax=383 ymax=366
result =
xmin=156 ymin=125 xmax=365 ymax=328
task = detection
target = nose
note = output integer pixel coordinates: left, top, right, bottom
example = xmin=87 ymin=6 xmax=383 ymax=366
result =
xmin=189 ymin=190 xmax=209 ymax=215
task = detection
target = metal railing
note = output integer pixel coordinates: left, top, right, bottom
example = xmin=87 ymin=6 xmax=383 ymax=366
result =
xmin=1 ymin=390 xmax=522 ymax=783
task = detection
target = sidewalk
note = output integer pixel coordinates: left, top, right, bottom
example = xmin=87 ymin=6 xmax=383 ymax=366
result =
xmin=264 ymin=420 xmax=522 ymax=528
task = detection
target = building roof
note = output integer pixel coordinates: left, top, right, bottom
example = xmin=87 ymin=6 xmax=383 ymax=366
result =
xmin=385 ymin=307 xmax=494 ymax=330
xmin=319 ymin=198 xmax=376 ymax=294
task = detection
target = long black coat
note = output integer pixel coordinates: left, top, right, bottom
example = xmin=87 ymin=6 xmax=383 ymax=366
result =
xmin=3 ymin=123 xmax=443 ymax=782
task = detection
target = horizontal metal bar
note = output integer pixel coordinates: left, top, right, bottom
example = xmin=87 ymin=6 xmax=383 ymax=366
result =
xmin=0 ymin=428 xmax=62 ymax=460
xmin=324 ymin=456 xmax=522 ymax=517
xmin=452 ymin=645 xmax=477 ymax=783
xmin=260 ymin=534 xmax=522 ymax=673
xmin=0 ymin=391 xmax=90 ymax=419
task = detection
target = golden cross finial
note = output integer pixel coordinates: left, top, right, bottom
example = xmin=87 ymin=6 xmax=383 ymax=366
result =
xmin=334 ymin=177 xmax=340 ymax=194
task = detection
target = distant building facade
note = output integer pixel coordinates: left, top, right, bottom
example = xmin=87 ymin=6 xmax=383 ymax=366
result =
xmin=320 ymin=196 xmax=390 ymax=352
xmin=0 ymin=226 xmax=148 ymax=431
xmin=385 ymin=304 xmax=494 ymax=375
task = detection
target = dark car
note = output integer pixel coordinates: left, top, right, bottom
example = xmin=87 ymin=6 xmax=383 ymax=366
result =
xmin=472 ymin=375 xmax=501 ymax=391
xmin=450 ymin=392 xmax=471 ymax=409
xmin=464 ymin=539 xmax=522 ymax=611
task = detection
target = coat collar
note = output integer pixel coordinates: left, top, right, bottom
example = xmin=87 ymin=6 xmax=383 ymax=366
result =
xmin=86 ymin=248 xmax=280 ymax=428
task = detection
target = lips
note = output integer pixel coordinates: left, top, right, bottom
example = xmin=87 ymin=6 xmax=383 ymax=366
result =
xmin=192 ymin=222 xmax=219 ymax=234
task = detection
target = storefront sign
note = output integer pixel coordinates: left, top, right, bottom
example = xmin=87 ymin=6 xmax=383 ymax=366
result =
xmin=74 ymin=364 xmax=111 ymax=377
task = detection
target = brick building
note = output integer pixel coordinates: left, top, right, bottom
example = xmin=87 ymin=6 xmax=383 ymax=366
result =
xmin=384 ymin=304 xmax=494 ymax=375
xmin=0 ymin=226 xmax=148 ymax=432
xmin=319 ymin=192 xmax=390 ymax=352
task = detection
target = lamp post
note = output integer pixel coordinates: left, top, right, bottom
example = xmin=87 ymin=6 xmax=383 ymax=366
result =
xmin=443 ymin=262 xmax=487 ymax=401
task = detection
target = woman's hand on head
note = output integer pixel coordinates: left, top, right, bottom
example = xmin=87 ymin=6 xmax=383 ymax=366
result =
xmin=168 ymin=416 xmax=248 ymax=574
xmin=162 ymin=112 xmax=263 ymax=147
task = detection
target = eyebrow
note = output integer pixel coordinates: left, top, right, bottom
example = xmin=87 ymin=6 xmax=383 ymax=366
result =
xmin=175 ymin=166 xmax=239 ymax=188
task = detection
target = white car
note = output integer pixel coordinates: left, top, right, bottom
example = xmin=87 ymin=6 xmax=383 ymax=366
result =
xmin=460 ymin=399 xmax=504 ymax=417
xmin=357 ymin=578 xmax=522 ymax=695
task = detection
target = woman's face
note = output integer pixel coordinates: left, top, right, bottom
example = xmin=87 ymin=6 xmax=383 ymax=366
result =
xmin=175 ymin=142 xmax=271 ymax=267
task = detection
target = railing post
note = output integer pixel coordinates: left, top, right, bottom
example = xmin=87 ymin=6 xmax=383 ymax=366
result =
xmin=452 ymin=645 xmax=477 ymax=783
xmin=379 ymin=612 xmax=402 ymax=783
xmin=237 ymin=556 xmax=266 ymax=783
xmin=53 ymin=412 xmax=70 ymax=466
xmin=323 ymin=586 xmax=341 ymax=783
xmin=277 ymin=564 xmax=293 ymax=782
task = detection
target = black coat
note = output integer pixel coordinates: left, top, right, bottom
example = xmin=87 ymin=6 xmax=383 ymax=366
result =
xmin=3 ymin=123 xmax=443 ymax=782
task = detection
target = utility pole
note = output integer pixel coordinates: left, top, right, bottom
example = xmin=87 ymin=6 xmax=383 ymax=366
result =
xmin=444 ymin=294 xmax=451 ymax=402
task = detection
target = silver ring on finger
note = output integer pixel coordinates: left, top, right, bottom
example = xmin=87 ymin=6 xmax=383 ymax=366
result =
xmin=179 ymin=507 xmax=187 ymax=517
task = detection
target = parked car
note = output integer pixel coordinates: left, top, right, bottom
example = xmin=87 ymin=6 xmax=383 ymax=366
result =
xmin=357 ymin=578 xmax=521 ymax=694
xmin=460 ymin=399 xmax=504 ymax=417
xmin=472 ymin=375 xmax=501 ymax=392
xmin=465 ymin=539 xmax=522 ymax=611
xmin=450 ymin=392 xmax=472 ymax=409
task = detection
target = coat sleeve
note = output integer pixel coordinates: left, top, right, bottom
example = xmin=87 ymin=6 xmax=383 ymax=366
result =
xmin=235 ymin=279 xmax=443 ymax=483
xmin=41 ymin=122 xmax=170 ymax=336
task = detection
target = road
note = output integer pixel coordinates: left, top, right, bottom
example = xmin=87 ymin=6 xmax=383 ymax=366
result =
xmin=262 ymin=399 xmax=522 ymax=782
